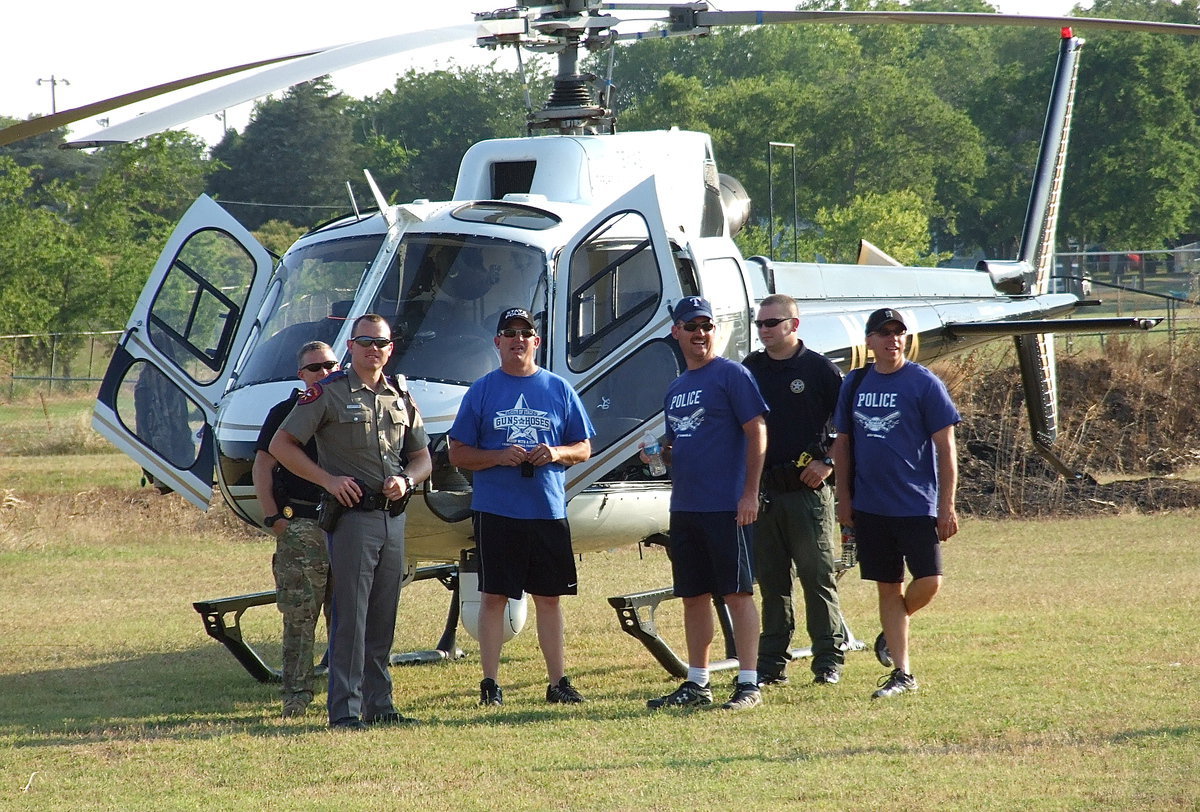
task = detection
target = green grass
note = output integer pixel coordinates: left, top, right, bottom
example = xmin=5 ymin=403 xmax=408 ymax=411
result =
xmin=0 ymin=394 xmax=114 ymax=456
xmin=0 ymin=459 xmax=1196 ymax=810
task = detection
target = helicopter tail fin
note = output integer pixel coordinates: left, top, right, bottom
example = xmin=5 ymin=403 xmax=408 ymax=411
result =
xmin=1014 ymin=32 xmax=1084 ymax=477
xmin=1018 ymin=31 xmax=1084 ymax=296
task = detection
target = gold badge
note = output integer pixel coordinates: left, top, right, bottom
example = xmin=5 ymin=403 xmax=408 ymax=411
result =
xmin=282 ymin=505 xmax=294 ymax=519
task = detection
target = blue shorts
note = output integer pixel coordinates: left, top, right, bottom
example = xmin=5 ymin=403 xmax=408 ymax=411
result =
xmin=667 ymin=511 xmax=755 ymax=598
xmin=854 ymin=511 xmax=942 ymax=583
xmin=474 ymin=512 xmax=577 ymax=600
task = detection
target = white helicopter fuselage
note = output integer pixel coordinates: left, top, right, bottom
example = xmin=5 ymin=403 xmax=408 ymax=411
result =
xmin=94 ymin=127 xmax=1081 ymax=568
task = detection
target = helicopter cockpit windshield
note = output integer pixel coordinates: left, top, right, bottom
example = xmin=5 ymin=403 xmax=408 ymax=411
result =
xmin=370 ymin=234 xmax=547 ymax=385
xmin=235 ymin=232 xmax=383 ymax=388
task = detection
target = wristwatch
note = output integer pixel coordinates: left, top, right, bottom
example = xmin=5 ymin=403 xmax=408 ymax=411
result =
xmin=400 ymin=473 xmax=415 ymax=494
xmin=821 ymin=457 xmax=835 ymax=467
xmin=263 ymin=513 xmax=285 ymax=528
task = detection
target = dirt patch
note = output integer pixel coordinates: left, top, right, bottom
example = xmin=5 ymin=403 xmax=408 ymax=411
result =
xmin=940 ymin=337 xmax=1200 ymax=517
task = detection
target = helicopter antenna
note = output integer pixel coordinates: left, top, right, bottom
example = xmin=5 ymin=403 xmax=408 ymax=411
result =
xmin=345 ymin=181 xmax=362 ymax=221
xmin=514 ymin=46 xmax=536 ymax=126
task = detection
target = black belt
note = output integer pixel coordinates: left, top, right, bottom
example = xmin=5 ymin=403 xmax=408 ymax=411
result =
xmin=357 ymin=492 xmax=394 ymax=511
xmin=284 ymin=501 xmax=319 ymax=520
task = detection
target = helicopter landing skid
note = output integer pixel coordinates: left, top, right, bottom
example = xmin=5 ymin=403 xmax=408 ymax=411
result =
xmin=192 ymin=562 xmax=464 ymax=683
xmin=608 ymin=584 xmax=866 ymax=679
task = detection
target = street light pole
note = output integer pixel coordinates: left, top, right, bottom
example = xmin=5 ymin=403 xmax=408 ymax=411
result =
xmin=768 ymin=142 xmax=796 ymax=260
xmin=36 ymin=75 xmax=70 ymax=114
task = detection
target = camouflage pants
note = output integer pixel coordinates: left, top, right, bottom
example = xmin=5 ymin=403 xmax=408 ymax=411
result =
xmin=272 ymin=518 xmax=331 ymax=697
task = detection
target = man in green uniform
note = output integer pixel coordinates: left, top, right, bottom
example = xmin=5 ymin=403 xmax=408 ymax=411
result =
xmin=252 ymin=340 xmax=340 ymax=717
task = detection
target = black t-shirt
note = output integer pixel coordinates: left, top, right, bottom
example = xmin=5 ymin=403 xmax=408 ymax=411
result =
xmin=255 ymin=390 xmax=324 ymax=504
xmin=743 ymin=343 xmax=842 ymax=468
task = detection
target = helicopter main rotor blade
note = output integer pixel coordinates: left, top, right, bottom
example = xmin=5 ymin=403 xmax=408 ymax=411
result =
xmin=64 ymin=23 xmax=477 ymax=149
xmin=0 ymin=51 xmax=322 ymax=147
xmin=687 ymin=9 xmax=1200 ymax=38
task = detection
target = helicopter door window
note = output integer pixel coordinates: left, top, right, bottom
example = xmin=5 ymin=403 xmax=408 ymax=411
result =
xmin=114 ymin=360 xmax=206 ymax=470
xmin=145 ymin=228 xmax=257 ymax=385
xmin=576 ymin=340 xmax=682 ymax=458
xmin=697 ymin=256 xmax=751 ymax=360
xmin=567 ymin=211 xmax=663 ymax=372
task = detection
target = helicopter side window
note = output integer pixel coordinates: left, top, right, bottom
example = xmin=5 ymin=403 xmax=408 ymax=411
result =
xmin=145 ymin=228 xmax=257 ymax=385
xmin=114 ymin=360 xmax=206 ymax=470
xmin=567 ymin=211 xmax=662 ymax=373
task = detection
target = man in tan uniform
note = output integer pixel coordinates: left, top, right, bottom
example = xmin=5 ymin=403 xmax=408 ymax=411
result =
xmin=271 ymin=314 xmax=432 ymax=729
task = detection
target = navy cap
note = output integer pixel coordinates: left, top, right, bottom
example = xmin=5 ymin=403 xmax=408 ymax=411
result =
xmin=496 ymin=307 xmax=535 ymax=333
xmin=672 ymin=296 xmax=714 ymax=324
xmin=865 ymin=308 xmax=907 ymax=335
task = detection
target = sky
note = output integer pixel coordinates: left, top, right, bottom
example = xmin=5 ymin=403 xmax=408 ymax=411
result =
xmin=2 ymin=0 xmax=1079 ymax=145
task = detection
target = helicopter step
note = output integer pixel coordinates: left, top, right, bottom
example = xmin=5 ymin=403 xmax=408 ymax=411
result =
xmin=608 ymin=576 xmax=867 ymax=679
xmin=192 ymin=562 xmax=464 ymax=684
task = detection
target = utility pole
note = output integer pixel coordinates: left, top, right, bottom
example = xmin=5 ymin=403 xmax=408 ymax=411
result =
xmin=36 ymin=75 xmax=70 ymax=114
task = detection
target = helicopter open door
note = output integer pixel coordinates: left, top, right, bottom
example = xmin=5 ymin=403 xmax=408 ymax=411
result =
xmin=549 ymin=178 xmax=687 ymax=498
xmin=93 ymin=195 xmax=274 ymax=509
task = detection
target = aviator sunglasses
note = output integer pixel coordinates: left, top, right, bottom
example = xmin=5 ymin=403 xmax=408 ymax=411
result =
xmin=681 ymin=321 xmax=716 ymax=333
xmin=498 ymin=328 xmax=537 ymax=338
xmin=300 ymin=360 xmax=338 ymax=373
xmin=350 ymin=336 xmax=393 ymax=348
xmin=754 ymin=317 xmax=795 ymax=329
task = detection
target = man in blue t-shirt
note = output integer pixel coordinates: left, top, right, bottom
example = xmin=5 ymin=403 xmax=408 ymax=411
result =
xmin=643 ymin=296 xmax=769 ymax=712
xmin=831 ymin=308 xmax=960 ymax=700
xmin=449 ymin=307 xmax=595 ymax=708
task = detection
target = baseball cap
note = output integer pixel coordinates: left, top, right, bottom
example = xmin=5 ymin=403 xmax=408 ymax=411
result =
xmin=496 ymin=307 xmax=535 ymax=333
xmin=672 ymin=296 xmax=714 ymax=324
xmin=865 ymin=308 xmax=907 ymax=335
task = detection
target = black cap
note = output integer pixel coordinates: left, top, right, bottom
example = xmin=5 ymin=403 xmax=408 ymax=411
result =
xmin=496 ymin=307 xmax=535 ymax=333
xmin=865 ymin=308 xmax=907 ymax=335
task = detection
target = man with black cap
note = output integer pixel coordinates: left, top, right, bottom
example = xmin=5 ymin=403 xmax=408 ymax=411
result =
xmin=644 ymin=296 xmax=769 ymax=712
xmin=449 ymin=307 xmax=596 ymax=707
xmin=831 ymin=307 xmax=960 ymax=699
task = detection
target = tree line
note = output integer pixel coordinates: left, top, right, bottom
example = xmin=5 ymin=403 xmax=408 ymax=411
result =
xmin=2 ymin=0 xmax=1198 ymax=340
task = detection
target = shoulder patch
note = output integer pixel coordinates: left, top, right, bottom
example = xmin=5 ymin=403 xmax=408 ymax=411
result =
xmin=297 ymin=382 xmax=324 ymax=405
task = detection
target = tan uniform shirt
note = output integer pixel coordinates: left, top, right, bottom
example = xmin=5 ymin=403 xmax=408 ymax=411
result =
xmin=280 ymin=367 xmax=428 ymax=493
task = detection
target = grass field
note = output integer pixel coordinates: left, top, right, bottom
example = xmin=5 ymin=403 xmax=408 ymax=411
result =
xmin=1 ymin=452 xmax=1197 ymax=810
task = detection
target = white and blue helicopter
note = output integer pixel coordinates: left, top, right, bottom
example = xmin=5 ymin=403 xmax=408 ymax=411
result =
xmin=5 ymin=2 xmax=1189 ymax=680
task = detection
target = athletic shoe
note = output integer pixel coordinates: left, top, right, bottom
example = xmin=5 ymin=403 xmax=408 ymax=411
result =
xmin=812 ymin=667 xmax=841 ymax=685
xmin=367 ymin=711 xmax=419 ymax=726
xmin=874 ymin=631 xmax=894 ymax=669
xmin=714 ymin=681 xmax=762 ymax=711
xmin=479 ymin=678 xmax=504 ymax=706
xmin=757 ymin=671 xmax=789 ymax=687
xmin=647 ymin=680 xmax=713 ymax=709
xmin=546 ymin=676 xmax=586 ymax=704
xmin=871 ymin=669 xmax=918 ymax=699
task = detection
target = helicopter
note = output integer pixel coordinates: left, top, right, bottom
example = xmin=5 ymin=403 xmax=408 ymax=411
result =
xmin=5 ymin=3 xmax=1192 ymax=681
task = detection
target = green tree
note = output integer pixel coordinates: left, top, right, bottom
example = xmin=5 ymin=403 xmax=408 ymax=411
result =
xmin=208 ymin=78 xmax=367 ymax=229
xmin=815 ymin=189 xmax=945 ymax=264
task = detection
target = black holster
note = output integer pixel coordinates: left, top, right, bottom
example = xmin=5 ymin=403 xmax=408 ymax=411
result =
xmin=318 ymin=494 xmax=346 ymax=532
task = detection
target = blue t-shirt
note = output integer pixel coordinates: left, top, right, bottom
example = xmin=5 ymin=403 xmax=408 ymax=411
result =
xmin=450 ymin=367 xmax=595 ymax=520
xmin=833 ymin=362 xmax=960 ymax=517
xmin=665 ymin=356 xmax=769 ymax=513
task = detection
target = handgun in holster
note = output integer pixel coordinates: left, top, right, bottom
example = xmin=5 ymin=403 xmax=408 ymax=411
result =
xmin=317 ymin=493 xmax=346 ymax=532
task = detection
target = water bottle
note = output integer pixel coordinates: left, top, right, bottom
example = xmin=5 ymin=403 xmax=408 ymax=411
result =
xmin=642 ymin=431 xmax=667 ymax=477
xmin=840 ymin=526 xmax=857 ymax=569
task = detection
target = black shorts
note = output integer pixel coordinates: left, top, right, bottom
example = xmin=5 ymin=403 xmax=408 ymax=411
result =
xmin=668 ymin=511 xmax=755 ymax=598
xmin=473 ymin=511 xmax=577 ymax=600
xmin=854 ymin=511 xmax=942 ymax=583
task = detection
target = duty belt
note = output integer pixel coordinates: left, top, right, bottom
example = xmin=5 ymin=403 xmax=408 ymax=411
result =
xmin=357 ymin=493 xmax=394 ymax=511
xmin=282 ymin=500 xmax=319 ymax=520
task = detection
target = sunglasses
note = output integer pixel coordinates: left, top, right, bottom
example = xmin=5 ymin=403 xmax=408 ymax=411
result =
xmin=754 ymin=317 xmax=794 ymax=329
xmin=498 ymin=328 xmax=537 ymax=338
xmin=872 ymin=328 xmax=907 ymax=337
xmin=350 ymin=336 xmax=393 ymax=348
xmin=300 ymin=360 xmax=338 ymax=373
xmin=681 ymin=321 xmax=716 ymax=333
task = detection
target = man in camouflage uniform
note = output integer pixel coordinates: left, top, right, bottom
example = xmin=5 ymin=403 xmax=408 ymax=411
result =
xmin=253 ymin=341 xmax=340 ymax=718
xmin=272 ymin=314 xmax=432 ymax=729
